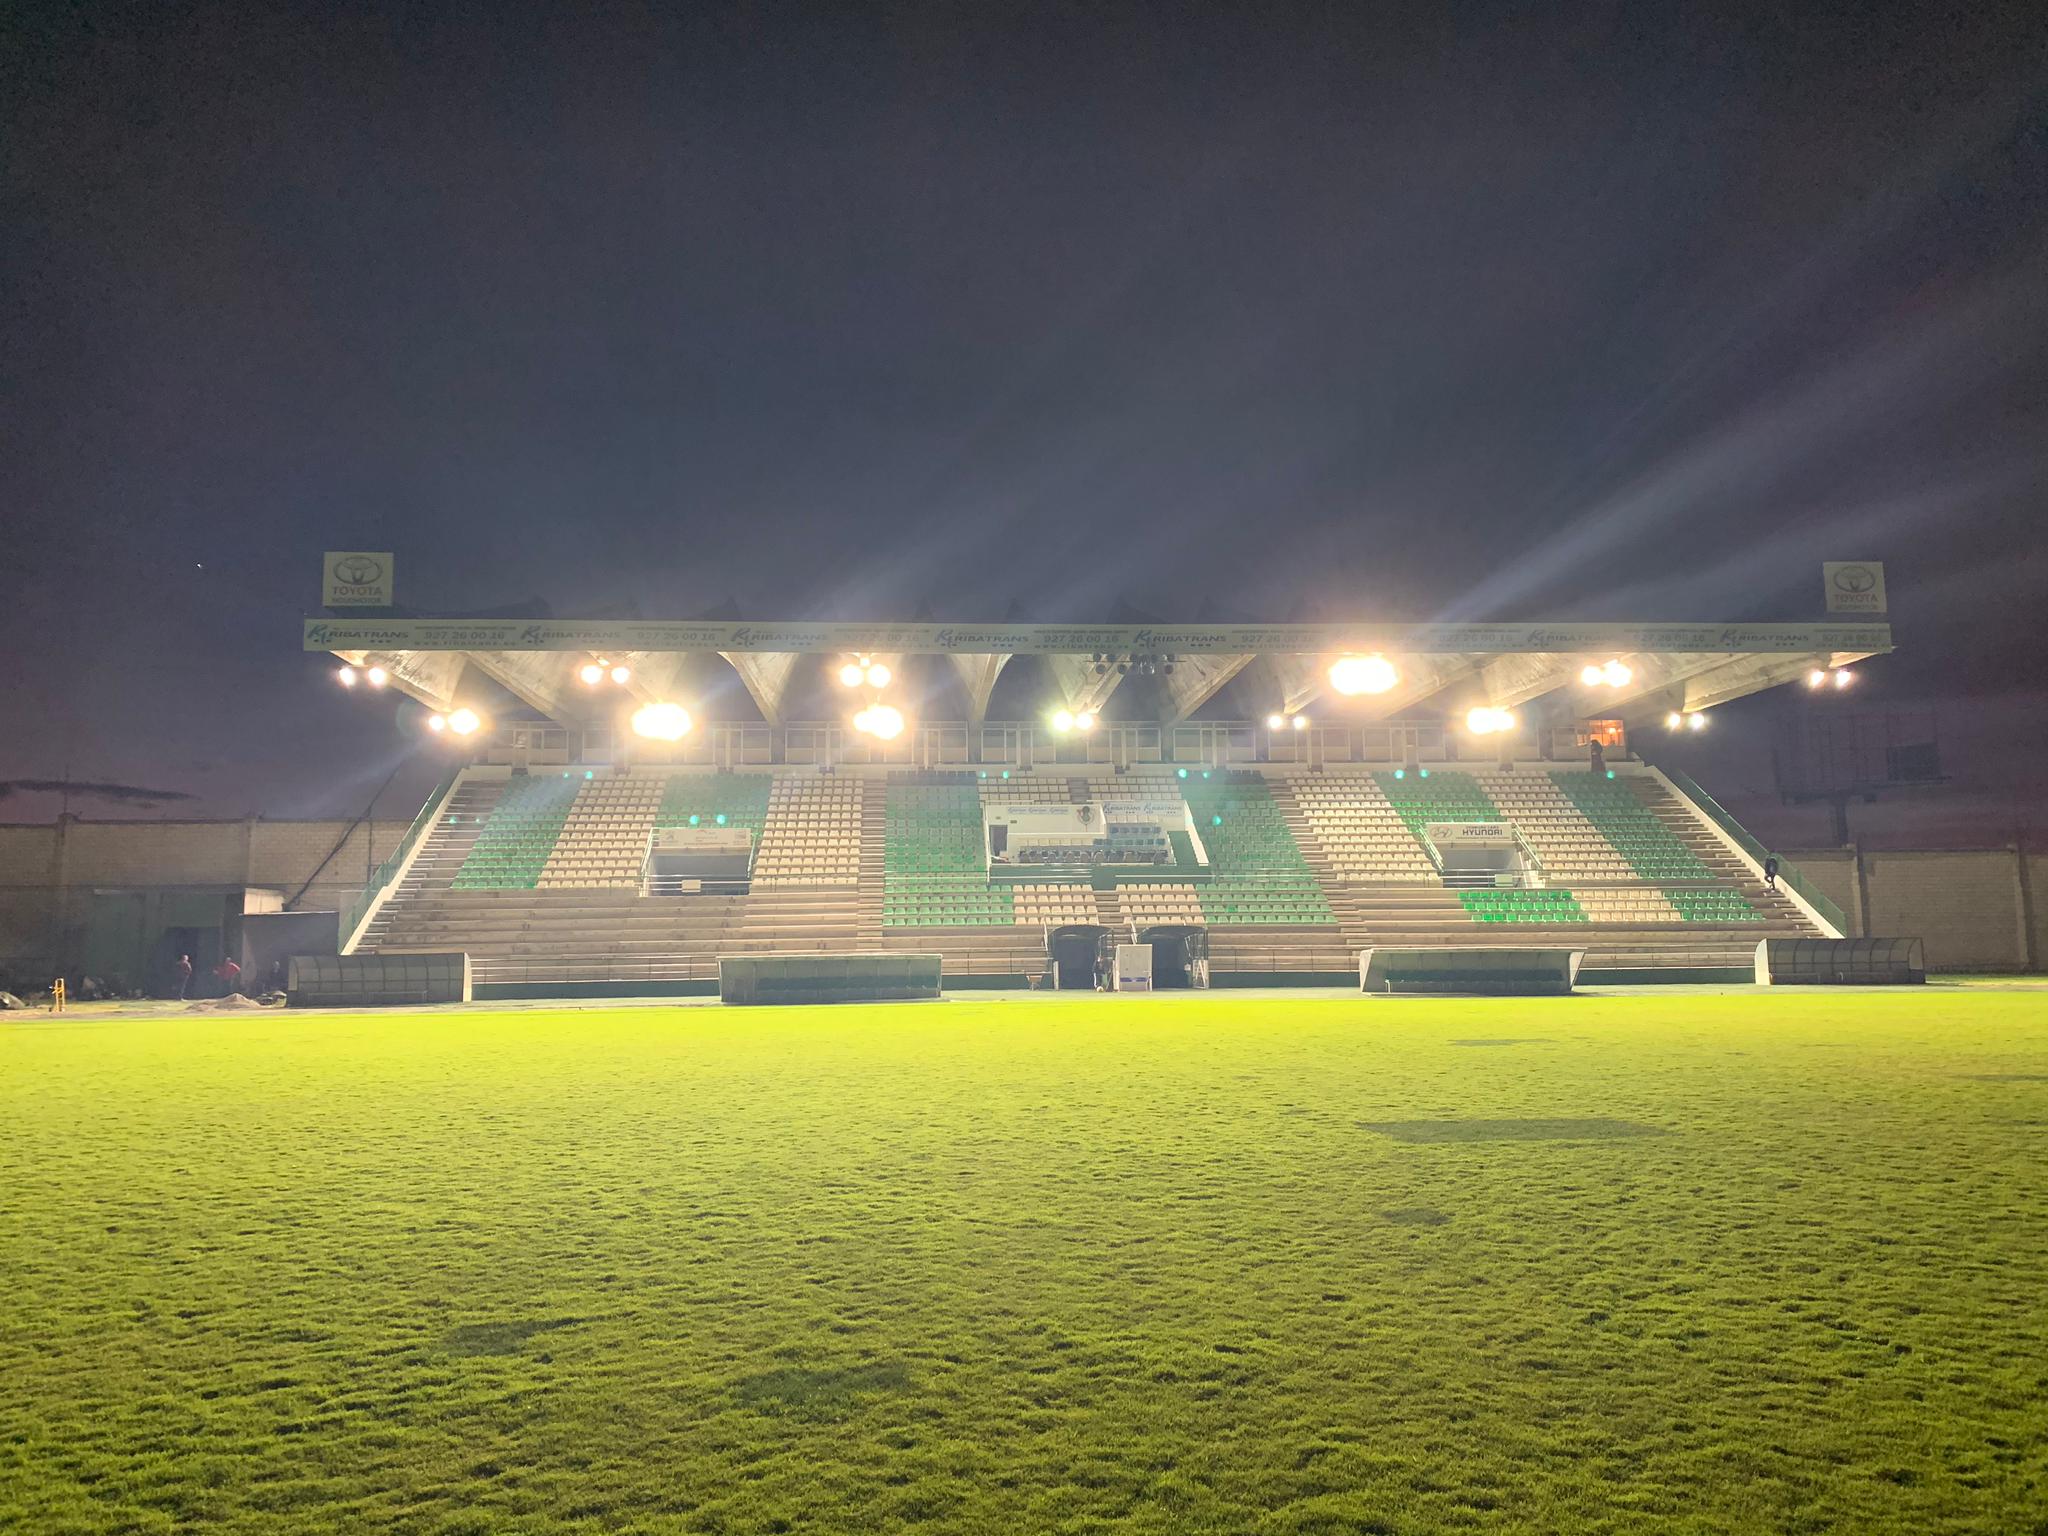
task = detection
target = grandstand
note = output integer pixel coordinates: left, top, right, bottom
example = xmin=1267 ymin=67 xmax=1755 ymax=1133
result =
xmin=319 ymin=612 xmax=1885 ymax=992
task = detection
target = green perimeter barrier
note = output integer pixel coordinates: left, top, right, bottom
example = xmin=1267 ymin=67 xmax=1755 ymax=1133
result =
xmin=1659 ymin=767 xmax=1849 ymax=936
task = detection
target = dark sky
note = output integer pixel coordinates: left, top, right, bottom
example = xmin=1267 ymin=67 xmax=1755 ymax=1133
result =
xmin=5 ymin=2 xmax=2046 ymax=829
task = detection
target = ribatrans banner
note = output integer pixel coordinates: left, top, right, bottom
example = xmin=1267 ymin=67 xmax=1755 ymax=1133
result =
xmin=323 ymin=552 xmax=393 ymax=607
xmin=1822 ymin=562 xmax=1886 ymax=615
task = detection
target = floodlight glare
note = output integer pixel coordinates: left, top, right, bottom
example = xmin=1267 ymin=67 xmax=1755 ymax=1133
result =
xmin=865 ymin=705 xmax=905 ymax=740
xmin=1329 ymin=655 xmax=1398 ymax=695
xmin=1687 ymin=712 xmax=1708 ymax=731
xmin=1832 ymin=668 xmax=1853 ymax=689
xmin=1465 ymin=707 xmax=1515 ymax=735
xmin=610 ymin=665 xmax=632 ymax=685
xmin=579 ymin=662 xmax=606 ymax=685
xmin=1075 ymin=712 xmax=1097 ymax=732
xmin=1266 ymin=713 xmax=1285 ymax=730
xmin=1666 ymin=712 xmax=1684 ymax=730
xmin=447 ymin=708 xmax=483 ymax=736
xmin=1051 ymin=709 xmax=1076 ymax=732
xmin=337 ymin=665 xmax=358 ymax=687
xmin=852 ymin=706 xmax=874 ymax=733
xmin=426 ymin=714 xmax=446 ymax=732
xmin=365 ymin=666 xmax=389 ymax=688
xmin=1292 ymin=714 xmax=1309 ymax=731
xmin=631 ymin=702 xmax=692 ymax=741
xmin=1601 ymin=660 xmax=1632 ymax=687
xmin=839 ymin=662 xmax=865 ymax=688
xmin=865 ymin=662 xmax=891 ymax=688
xmin=1580 ymin=664 xmax=1605 ymax=687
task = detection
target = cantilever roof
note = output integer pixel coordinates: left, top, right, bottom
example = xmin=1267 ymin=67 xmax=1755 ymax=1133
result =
xmin=305 ymin=617 xmax=1893 ymax=728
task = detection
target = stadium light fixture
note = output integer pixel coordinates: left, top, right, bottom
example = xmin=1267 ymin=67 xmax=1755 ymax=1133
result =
xmin=1075 ymin=711 xmax=1097 ymax=732
xmin=1051 ymin=709 xmax=1076 ymax=733
xmin=579 ymin=662 xmax=606 ymax=686
xmin=631 ymin=702 xmax=692 ymax=741
xmin=1687 ymin=712 xmax=1708 ymax=731
xmin=1292 ymin=714 xmax=1310 ymax=731
xmin=1665 ymin=712 xmax=1684 ymax=730
xmin=860 ymin=704 xmax=905 ymax=740
xmin=1329 ymin=655 xmax=1398 ymax=696
xmin=426 ymin=713 xmax=446 ymax=733
xmin=1602 ymin=660 xmax=1631 ymax=687
xmin=337 ymin=665 xmax=358 ymax=687
xmin=1807 ymin=669 xmax=1828 ymax=689
xmin=838 ymin=662 xmax=865 ymax=688
xmin=447 ymin=708 xmax=483 ymax=736
xmin=1465 ymin=706 xmax=1516 ymax=735
xmin=1266 ymin=713 xmax=1285 ymax=730
xmin=1833 ymin=668 xmax=1853 ymax=689
xmin=610 ymin=665 xmax=632 ymax=686
xmin=865 ymin=662 xmax=891 ymax=688
xmin=365 ymin=666 xmax=390 ymax=688
xmin=1580 ymin=664 xmax=1604 ymax=686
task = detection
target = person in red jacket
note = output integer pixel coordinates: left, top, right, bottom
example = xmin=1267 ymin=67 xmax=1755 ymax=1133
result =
xmin=213 ymin=956 xmax=242 ymax=997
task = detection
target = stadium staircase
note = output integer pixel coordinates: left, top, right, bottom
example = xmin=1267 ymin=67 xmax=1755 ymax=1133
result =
xmin=359 ymin=759 xmax=1828 ymax=990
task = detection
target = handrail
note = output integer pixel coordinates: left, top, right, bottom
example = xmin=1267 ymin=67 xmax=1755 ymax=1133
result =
xmin=340 ymin=769 xmax=461 ymax=952
xmin=1658 ymin=766 xmax=1849 ymax=936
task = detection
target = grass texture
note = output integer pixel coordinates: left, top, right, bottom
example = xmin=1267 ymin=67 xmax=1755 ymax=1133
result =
xmin=4 ymin=991 xmax=2046 ymax=1534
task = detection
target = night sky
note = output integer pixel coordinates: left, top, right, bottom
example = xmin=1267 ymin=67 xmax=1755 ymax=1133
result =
xmin=5 ymin=3 xmax=2046 ymax=838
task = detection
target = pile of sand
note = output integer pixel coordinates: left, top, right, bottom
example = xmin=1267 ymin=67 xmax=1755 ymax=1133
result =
xmin=184 ymin=994 xmax=277 ymax=1012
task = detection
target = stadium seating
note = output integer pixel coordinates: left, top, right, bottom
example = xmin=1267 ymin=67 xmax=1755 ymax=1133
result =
xmin=1180 ymin=773 xmax=1334 ymax=926
xmin=1548 ymin=771 xmax=1711 ymax=881
xmin=1458 ymin=888 xmax=1589 ymax=923
xmin=450 ymin=774 xmax=581 ymax=889
xmin=538 ymin=774 xmax=663 ymax=889
xmin=365 ymin=759 xmax=1820 ymax=986
xmin=754 ymin=775 xmax=862 ymax=887
xmin=884 ymin=775 xmax=1013 ymax=928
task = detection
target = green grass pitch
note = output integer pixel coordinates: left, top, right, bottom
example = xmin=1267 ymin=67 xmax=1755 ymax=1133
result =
xmin=4 ymin=990 xmax=2046 ymax=1534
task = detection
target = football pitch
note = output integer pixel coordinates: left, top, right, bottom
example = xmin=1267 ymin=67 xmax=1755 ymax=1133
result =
xmin=4 ymin=989 xmax=2045 ymax=1534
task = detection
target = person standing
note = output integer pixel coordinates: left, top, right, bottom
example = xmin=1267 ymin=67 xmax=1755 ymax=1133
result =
xmin=213 ymin=955 xmax=241 ymax=996
xmin=174 ymin=953 xmax=193 ymax=1000
xmin=1763 ymin=856 xmax=1780 ymax=892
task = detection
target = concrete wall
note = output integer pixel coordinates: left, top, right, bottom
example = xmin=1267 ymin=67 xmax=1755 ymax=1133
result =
xmin=1784 ymin=845 xmax=2041 ymax=972
xmin=0 ymin=816 xmax=408 ymax=987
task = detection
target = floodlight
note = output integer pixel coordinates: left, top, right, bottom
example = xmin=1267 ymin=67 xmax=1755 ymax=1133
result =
xmin=1687 ymin=712 xmax=1708 ymax=731
xmin=1076 ymin=712 xmax=1097 ymax=731
xmin=579 ymin=662 xmax=606 ymax=685
xmin=631 ymin=702 xmax=692 ymax=741
xmin=337 ymin=665 xmax=358 ymax=687
xmin=1465 ymin=707 xmax=1515 ymax=735
xmin=365 ymin=666 xmax=389 ymax=688
xmin=1292 ymin=714 xmax=1309 ymax=731
xmin=1266 ymin=714 xmax=1285 ymax=730
xmin=1833 ymin=668 xmax=1853 ymax=689
xmin=1052 ymin=709 xmax=1076 ymax=732
xmin=839 ymin=662 xmax=865 ymax=688
xmin=865 ymin=663 xmax=891 ymax=688
xmin=426 ymin=714 xmax=446 ymax=732
xmin=852 ymin=706 xmax=873 ymax=733
xmin=1666 ymin=712 xmax=1684 ymax=730
xmin=610 ymin=665 xmax=632 ymax=685
xmin=1807 ymin=669 xmax=1827 ymax=688
xmin=1601 ymin=660 xmax=1632 ymax=687
xmin=447 ymin=708 xmax=483 ymax=736
xmin=1581 ymin=665 xmax=1605 ymax=687
xmin=865 ymin=704 xmax=905 ymax=739
xmin=1329 ymin=655 xmax=1398 ymax=695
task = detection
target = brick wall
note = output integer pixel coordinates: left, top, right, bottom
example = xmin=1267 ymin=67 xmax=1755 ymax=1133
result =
xmin=1784 ymin=846 xmax=2038 ymax=971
